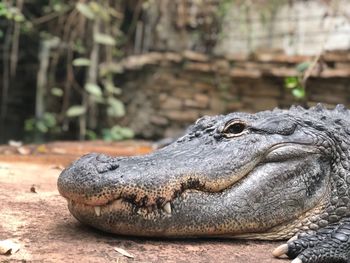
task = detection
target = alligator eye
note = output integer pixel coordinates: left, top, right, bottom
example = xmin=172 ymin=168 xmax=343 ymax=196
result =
xmin=223 ymin=121 xmax=247 ymax=137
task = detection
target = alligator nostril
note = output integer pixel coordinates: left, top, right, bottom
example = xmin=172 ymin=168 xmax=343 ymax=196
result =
xmin=110 ymin=163 xmax=119 ymax=170
xmin=95 ymin=163 xmax=119 ymax=173
xmin=96 ymin=153 xmax=111 ymax=162
xmin=91 ymin=153 xmax=120 ymax=173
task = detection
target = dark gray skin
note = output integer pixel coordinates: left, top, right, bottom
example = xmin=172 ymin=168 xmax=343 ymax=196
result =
xmin=58 ymin=104 xmax=350 ymax=263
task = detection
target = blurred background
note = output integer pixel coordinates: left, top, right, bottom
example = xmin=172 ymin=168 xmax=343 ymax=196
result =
xmin=1 ymin=0 xmax=350 ymax=144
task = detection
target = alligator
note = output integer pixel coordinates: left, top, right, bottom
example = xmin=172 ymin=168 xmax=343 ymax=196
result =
xmin=58 ymin=104 xmax=350 ymax=263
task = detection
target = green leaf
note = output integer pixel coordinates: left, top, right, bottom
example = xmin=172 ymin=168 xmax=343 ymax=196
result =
xmin=94 ymin=33 xmax=116 ymax=46
xmin=53 ymin=3 xmax=63 ymax=12
xmin=105 ymin=81 xmax=122 ymax=95
xmin=85 ymin=83 xmax=102 ymax=97
xmin=66 ymin=105 xmax=86 ymax=117
xmin=73 ymin=40 xmax=86 ymax=54
xmin=86 ymin=130 xmax=97 ymax=140
xmin=89 ymin=2 xmax=102 ymax=13
xmin=107 ymin=98 xmax=125 ymax=117
xmin=292 ymin=87 xmax=305 ymax=99
xmin=14 ymin=14 xmax=25 ymax=22
xmin=51 ymin=87 xmax=63 ymax=97
xmin=296 ymin=62 xmax=310 ymax=73
xmin=22 ymin=21 xmax=33 ymax=33
xmin=43 ymin=112 xmax=56 ymax=128
xmin=36 ymin=120 xmax=48 ymax=133
xmin=76 ymin=3 xmax=95 ymax=19
xmin=91 ymin=95 xmax=105 ymax=104
xmin=106 ymin=126 xmax=135 ymax=141
xmin=5 ymin=12 xmax=13 ymax=20
xmin=284 ymin=76 xmax=298 ymax=89
xmin=116 ymin=127 xmax=134 ymax=139
xmin=101 ymin=128 xmax=113 ymax=141
xmin=24 ymin=118 xmax=35 ymax=131
xmin=110 ymin=128 xmax=123 ymax=141
xmin=72 ymin=58 xmax=91 ymax=67
xmin=99 ymin=62 xmax=123 ymax=76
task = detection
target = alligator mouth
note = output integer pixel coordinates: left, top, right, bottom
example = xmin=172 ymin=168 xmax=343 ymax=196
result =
xmin=60 ymin=156 xmax=259 ymax=215
xmin=58 ymin=150 xmax=260 ymax=209
xmin=59 ymin=143 xmax=321 ymax=223
xmin=68 ymin=184 xmax=330 ymax=239
xmin=68 ymin=188 xmax=204 ymax=220
xmin=64 ymin=173 xmax=254 ymax=219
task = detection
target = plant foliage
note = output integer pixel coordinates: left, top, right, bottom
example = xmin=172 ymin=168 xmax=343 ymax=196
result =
xmin=0 ymin=0 xmax=137 ymax=142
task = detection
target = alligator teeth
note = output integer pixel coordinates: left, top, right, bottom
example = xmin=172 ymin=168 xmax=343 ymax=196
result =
xmin=94 ymin=206 xmax=101 ymax=217
xmin=163 ymin=202 xmax=172 ymax=214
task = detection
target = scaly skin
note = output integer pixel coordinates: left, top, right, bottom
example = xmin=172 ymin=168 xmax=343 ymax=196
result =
xmin=58 ymin=104 xmax=350 ymax=262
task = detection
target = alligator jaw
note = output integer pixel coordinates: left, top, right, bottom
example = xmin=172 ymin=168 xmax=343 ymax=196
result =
xmin=60 ymin=143 xmax=326 ymax=238
xmin=57 ymin=145 xmax=263 ymax=208
xmin=58 ymin=143 xmax=319 ymax=208
xmin=61 ymin=162 xmax=258 ymax=221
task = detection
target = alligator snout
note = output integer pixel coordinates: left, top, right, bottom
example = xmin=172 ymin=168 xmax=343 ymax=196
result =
xmin=58 ymin=153 xmax=122 ymax=205
xmin=58 ymin=152 xmax=208 ymax=209
xmin=58 ymin=136 xmax=260 ymax=211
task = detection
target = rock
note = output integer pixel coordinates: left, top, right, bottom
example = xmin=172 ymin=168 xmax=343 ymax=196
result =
xmin=212 ymin=59 xmax=230 ymax=73
xmin=160 ymin=97 xmax=183 ymax=110
xmin=230 ymin=68 xmax=261 ymax=78
xmin=239 ymin=81 xmax=281 ymax=97
xmin=226 ymin=101 xmax=243 ymax=112
xmin=242 ymin=97 xmax=279 ymax=111
xmin=317 ymin=69 xmax=350 ymax=78
xmin=194 ymin=94 xmax=210 ymax=106
xmin=209 ymin=98 xmax=226 ymax=112
xmin=164 ymin=52 xmax=183 ymax=63
xmin=183 ymin=50 xmax=209 ymax=62
xmin=184 ymin=95 xmax=209 ymax=109
xmin=166 ymin=110 xmax=199 ymax=122
xmin=184 ymin=62 xmax=212 ymax=72
xmin=254 ymin=52 xmax=309 ymax=63
xmin=150 ymin=116 xmax=169 ymax=126
xmin=193 ymin=82 xmax=214 ymax=91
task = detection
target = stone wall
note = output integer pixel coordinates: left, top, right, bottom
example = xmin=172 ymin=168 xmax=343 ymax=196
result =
xmin=215 ymin=0 xmax=350 ymax=55
xmin=141 ymin=0 xmax=350 ymax=56
xmin=116 ymin=50 xmax=350 ymax=139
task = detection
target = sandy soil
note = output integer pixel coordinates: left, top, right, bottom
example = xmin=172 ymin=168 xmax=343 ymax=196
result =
xmin=0 ymin=142 xmax=289 ymax=263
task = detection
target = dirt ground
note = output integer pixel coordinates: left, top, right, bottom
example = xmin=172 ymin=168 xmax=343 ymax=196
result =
xmin=0 ymin=141 xmax=289 ymax=263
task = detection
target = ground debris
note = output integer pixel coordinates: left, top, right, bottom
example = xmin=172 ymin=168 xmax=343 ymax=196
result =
xmin=114 ymin=247 xmax=134 ymax=258
xmin=0 ymin=239 xmax=20 ymax=255
xmin=17 ymin=147 xmax=31 ymax=155
xmin=51 ymin=165 xmax=65 ymax=170
xmin=8 ymin=140 xmax=22 ymax=147
xmin=30 ymin=184 xmax=37 ymax=193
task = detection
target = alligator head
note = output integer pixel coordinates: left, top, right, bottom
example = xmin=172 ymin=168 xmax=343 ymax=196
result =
xmin=58 ymin=104 xmax=350 ymax=240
